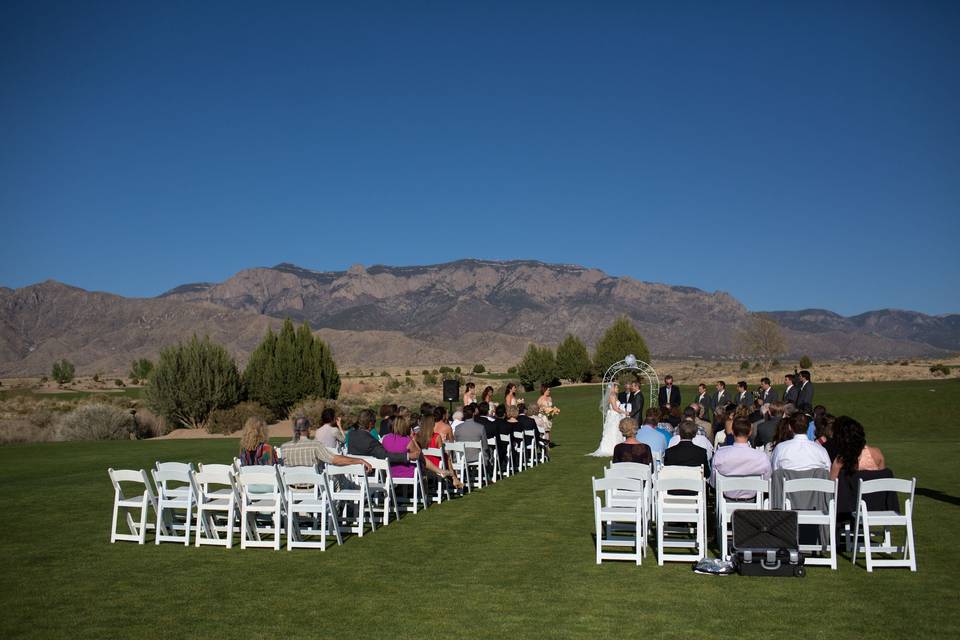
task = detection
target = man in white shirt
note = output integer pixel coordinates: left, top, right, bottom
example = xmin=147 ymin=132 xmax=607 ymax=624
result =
xmin=450 ymin=408 xmax=464 ymax=435
xmin=736 ymin=381 xmax=751 ymax=407
xmin=771 ymin=413 xmax=830 ymax=471
xmin=668 ymin=418 xmax=715 ymax=461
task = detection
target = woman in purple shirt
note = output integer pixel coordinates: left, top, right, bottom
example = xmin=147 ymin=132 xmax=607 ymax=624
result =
xmin=381 ymin=414 xmax=416 ymax=478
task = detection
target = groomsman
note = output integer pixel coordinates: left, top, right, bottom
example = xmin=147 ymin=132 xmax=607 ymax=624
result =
xmin=736 ymin=381 xmax=752 ymax=407
xmin=658 ymin=375 xmax=681 ymax=409
xmin=796 ymin=370 xmax=814 ymax=411
xmin=714 ymin=381 xmax=731 ymax=408
xmin=782 ymin=374 xmax=799 ymax=406
xmin=695 ymin=383 xmax=714 ymax=420
xmin=759 ymin=377 xmax=778 ymax=404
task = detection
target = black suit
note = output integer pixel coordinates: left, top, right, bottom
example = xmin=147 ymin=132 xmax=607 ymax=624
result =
xmin=796 ymin=381 xmax=814 ymax=411
xmin=348 ymin=428 xmax=407 ymax=465
xmin=782 ymin=384 xmax=799 ymax=406
xmin=736 ymin=390 xmax=752 ymax=407
xmin=696 ymin=392 xmax=714 ymax=420
xmin=714 ymin=389 xmax=731 ymax=410
xmin=662 ymin=440 xmax=710 ymax=476
xmin=754 ymin=417 xmax=779 ymax=447
xmin=622 ymin=390 xmax=644 ymax=421
xmin=760 ymin=387 xmax=778 ymax=405
xmin=658 ymin=385 xmax=681 ymax=409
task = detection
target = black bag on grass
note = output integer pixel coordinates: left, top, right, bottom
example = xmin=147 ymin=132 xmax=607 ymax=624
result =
xmin=732 ymin=510 xmax=805 ymax=577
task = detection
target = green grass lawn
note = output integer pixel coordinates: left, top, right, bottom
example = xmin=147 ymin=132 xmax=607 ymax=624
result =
xmin=2 ymin=380 xmax=958 ymax=639
xmin=0 ymin=387 xmax=144 ymax=401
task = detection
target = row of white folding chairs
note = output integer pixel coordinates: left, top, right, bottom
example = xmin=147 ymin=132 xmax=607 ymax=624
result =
xmin=485 ymin=428 xmax=548 ymax=481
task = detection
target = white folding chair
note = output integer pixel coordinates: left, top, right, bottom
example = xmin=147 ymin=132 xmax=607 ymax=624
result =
xmin=280 ymin=467 xmax=341 ymax=550
xmin=236 ymin=466 xmax=283 ymax=550
xmin=486 ymin=437 xmax=500 ymax=482
xmin=512 ymin=430 xmax=527 ymax=471
xmin=651 ymin=450 xmax=664 ymax=471
xmin=523 ymin=430 xmax=538 ymax=468
xmin=852 ymin=477 xmax=917 ymax=572
xmin=655 ymin=476 xmax=707 ymax=565
xmin=192 ymin=465 xmax=239 ymax=548
xmin=108 ymin=468 xmax=158 ymax=544
xmin=462 ymin=441 xmax=488 ymax=490
xmin=605 ymin=463 xmax=654 ymax=557
xmin=715 ymin=474 xmax=770 ymax=561
xmin=392 ymin=460 xmax=428 ymax=514
xmin=498 ymin=434 xmax=514 ymax=477
xmin=152 ymin=463 xmax=195 ymax=545
xmin=353 ymin=456 xmax=400 ymax=525
xmin=593 ymin=476 xmax=645 ymax=565
xmin=326 ymin=464 xmax=377 ymax=537
xmin=424 ymin=446 xmax=452 ymax=504
xmin=784 ymin=477 xmax=838 ymax=569
xmin=443 ymin=442 xmax=470 ymax=495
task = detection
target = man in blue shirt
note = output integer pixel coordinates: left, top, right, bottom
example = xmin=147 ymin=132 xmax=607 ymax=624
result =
xmin=635 ymin=410 xmax=668 ymax=456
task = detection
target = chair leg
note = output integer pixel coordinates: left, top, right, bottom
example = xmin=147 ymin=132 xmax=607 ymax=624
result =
xmin=138 ymin=501 xmax=149 ymax=545
xmin=862 ymin=514 xmax=873 ymax=572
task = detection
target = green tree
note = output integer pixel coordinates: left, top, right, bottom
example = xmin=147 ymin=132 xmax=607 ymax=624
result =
xmin=244 ymin=319 xmax=341 ymax=419
xmin=130 ymin=358 xmax=154 ymax=381
xmin=472 ymin=363 xmax=486 ymax=374
xmin=51 ymin=359 xmax=75 ymax=384
xmin=592 ymin=316 xmax=651 ymax=376
xmin=799 ymin=355 xmax=813 ymax=369
xmin=555 ymin=334 xmax=592 ymax=382
xmin=145 ymin=335 xmax=242 ymax=429
xmin=515 ymin=344 xmax=558 ymax=391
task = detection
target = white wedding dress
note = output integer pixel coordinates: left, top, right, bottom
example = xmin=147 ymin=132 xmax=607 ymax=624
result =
xmin=588 ymin=404 xmax=626 ymax=457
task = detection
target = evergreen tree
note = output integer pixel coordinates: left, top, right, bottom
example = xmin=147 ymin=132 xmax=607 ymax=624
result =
xmin=515 ymin=344 xmax=558 ymax=391
xmin=593 ymin=316 xmax=651 ymax=376
xmin=145 ymin=335 xmax=242 ymax=429
xmin=555 ymin=334 xmax=591 ymax=382
xmin=244 ymin=319 xmax=341 ymax=418
xmin=51 ymin=359 xmax=76 ymax=384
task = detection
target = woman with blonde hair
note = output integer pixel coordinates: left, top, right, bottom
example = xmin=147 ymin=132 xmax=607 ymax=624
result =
xmin=239 ymin=416 xmax=275 ymax=465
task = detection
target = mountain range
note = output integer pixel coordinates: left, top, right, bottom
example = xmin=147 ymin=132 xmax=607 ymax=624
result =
xmin=1 ymin=259 xmax=957 ymax=376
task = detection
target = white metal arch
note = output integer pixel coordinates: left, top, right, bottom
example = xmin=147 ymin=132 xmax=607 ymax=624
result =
xmin=600 ymin=354 xmax=660 ymax=415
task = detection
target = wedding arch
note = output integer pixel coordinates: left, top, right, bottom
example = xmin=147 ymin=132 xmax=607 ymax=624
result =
xmin=600 ymin=354 xmax=660 ymax=415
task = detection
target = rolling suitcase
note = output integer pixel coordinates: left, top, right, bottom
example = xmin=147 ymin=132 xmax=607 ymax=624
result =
xmin=732 ymin=510 xmax=806 ymax=577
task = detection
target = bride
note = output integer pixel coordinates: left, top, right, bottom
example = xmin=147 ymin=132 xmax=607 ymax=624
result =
xmin=588 ymin=381 xmax=627 ymax=456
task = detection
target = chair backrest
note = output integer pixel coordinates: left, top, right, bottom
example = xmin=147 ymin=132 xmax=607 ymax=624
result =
xmin=607 ymin=462 xmax=652 ymax=482
xmin=193 ymin=465 xmax=233 ymax=489
xmin=783 ymin=477 xmax=836 ymax=495
xmin=593 ymin=476 xmax=644 ymax=496
xmin=499 ymin=434 xmax=511 ymax=443
xmin=462 ymin=441 xmax=485 ymax=458
xmin=324 ymin=463 xmax=366 ymax=479
xmin=656 ymin=476 xmax=703 ymax=495
xmin=155 ymin=461 xmax=193 ymax=475
xmin=423 ymin=448 xmax=446 ymax=470
xmin=236 ymin=465 xmax=280 ymax=494
xmin=108 ymin=468 xmax=152 ymax=497
xmin=486 ymin=437 xmax=497 ymax=447
xmin=658 ymin=465 xmax=702 ymax=481
xmin=716 ymin=474 xmax=770 ymax=494
xmin=280 ymin=466 xmax=323 ymax=497
xmin=198 ymin=463 xmax=233 ymax=475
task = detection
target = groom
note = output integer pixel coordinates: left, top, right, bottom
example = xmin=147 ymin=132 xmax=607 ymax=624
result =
xmin=622 ymin=380 xmax=644 ymax=422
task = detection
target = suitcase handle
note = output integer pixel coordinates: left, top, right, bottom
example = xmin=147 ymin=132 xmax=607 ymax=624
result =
xmin=762 ymin=558 xmax=782 ymax=571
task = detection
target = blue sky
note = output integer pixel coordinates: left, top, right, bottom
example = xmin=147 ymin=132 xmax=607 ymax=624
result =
xmin=1 ymin=1 xmax=958 ymax=315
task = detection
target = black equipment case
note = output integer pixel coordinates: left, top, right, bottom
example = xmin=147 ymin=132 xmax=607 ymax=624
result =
xmin=732 ymin=510 xmax=806 ymax=577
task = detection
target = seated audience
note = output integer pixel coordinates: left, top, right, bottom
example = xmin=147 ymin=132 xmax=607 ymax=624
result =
xmin=814 ymin=413 xmax=837 ymax=458
xmin=709 ymin=417 xmax=772 ymax=499
xmin=829 ymin=416 xmax=886 ymax=480
xmin=418 ymin=414 xmax=463 ymax=488
xmin=432 ymin=405 xmax=454 ymax=443
xmin=613 ymin=417 xmax=653 ymax=464
xmin=688 ymin=404 xmax=712 ymax=436
xmin=636 ymin=409 xmax=668 ymax=456
xmin=454 ymin=403 xmax=490 ymax=465
xmin=668 ymin=418 xmax=715 ymax=460
xmin=450 ymin=408 xmax=464 ymax=432
xmin=281 ymin=418 xmax=371 ymax=470
xmin=754 ymin=401 xmax=784 ymax=448
xmin=239 ymin=417 xmax=275 ymax=465
xmin=656 ymin=407 xmax=674 ymax=442
xmin=663 ymin=420 xmax=710 ymax=475
xmin=807 ymin=404 xmax=827 ymax=440
xmin=771 ymin=412 xmax=830 ymax=472
xmin=348 ymin=409 xmax=420 ymax=466
xmin=378 ymin=403 xmax=397 ymax=437
xmin=712 ymin=403 xmax=737 ymax=447
xmin=315 ymin=408 xmax=346 ymax=449
xmin=381 ymin=414 xmax=418 ymax=478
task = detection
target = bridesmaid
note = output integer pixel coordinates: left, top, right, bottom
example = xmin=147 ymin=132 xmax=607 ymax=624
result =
xmin=463 ymin=381 xmax=477 ymax=405
xmin=504 ymin=382 xmax=519 ymax=407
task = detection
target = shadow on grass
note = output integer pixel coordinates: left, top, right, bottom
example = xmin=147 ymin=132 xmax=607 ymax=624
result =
xmin=916 ymin=487 xmax=960 ymax=506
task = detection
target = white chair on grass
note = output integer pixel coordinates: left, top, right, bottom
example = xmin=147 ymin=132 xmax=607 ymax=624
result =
xmin=392 ymin=460 xmax=428 ymax=514
xmin=593 ymin=476 xmax=645 ymax=565
xmin=355 ymin=457 xmax=400 ymax=525
xmin=498 ymin=434 xmax=514 ymax=477
xmin=462 ymin=441 xmax=488 ymax=490
xmin=236 ymin=466 xmax=283 ymax=550
xmin=523 ymin=430 xmax=538 ymax=469
xmin=655 ymin=476 xmax=707 ymax=565
xmin=152 ymin=463 xmax=196 ymax=545
xmin=512 ymin=430 xmax=527 ymax=471
xmin=486 ymin=437 xmax=500 ymax=482
xmin=852 ymin=477 xmax=917 ymax=572
xmin=192 ymin=465 xmax=239 ymax=548
xmin=280 ymin=467 xmax=341 ymax=550
xmin=783 ymin=477 xmax=838 ymax=569
xmin=424 ymin=446 xmax=452 ymax=504
xmin=604 ymin=463 xmax=653 ymax=558
xmin=443 ymin=442 xmax=471 ymax=495
xmin=326 ymin=464 xmax=377 ymax=537
xmin=108 ymin=468 xmax=158 ymax=544
xmin=715 ymin=474 xmax=770 ymax=561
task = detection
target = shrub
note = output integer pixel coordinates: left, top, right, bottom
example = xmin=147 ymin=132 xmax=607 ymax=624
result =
xmin=739 ymin=360 xmax=750 ymax=370
xmin=244 ymin=319 xmax=340 ymax=419
xmin=753 ymin=362 xmax=761 ymax=369
xmin=405 ymin=370 xmax=411 ymax=376
xmin=900 ymin=361 xmax=910 ymax=366
xmin=130 ymin=358 xmax=154 ymax=381
xmin=51 ymin=359 xmax=75 ymax=384
xmin=114 ymin=379 xmax=125 ymax=387
xmin=930 ymin=364 xmax=951 ymax=376
xmin=472 ymin=363 xmax=486 ymax=374
xmin=556 ymin=334 xmax=591 ymax=382
xmin=207 ymin=401 xmax=273 ymax=435
xmin=593 ymin=316 xmax=651 ymax=375
xmin=55 ymin=403 xmax=134 ymax=441
xmin=145 ymin=335 xmax=243 ymax=429
xmin=130 ymin=377 xmax=139 ymax=385
xmin=132 ymin=408 xmax=169 ymax=438
xmin=92 ymin=373 xmax=100 ymax=383
xmin=439 ymin=366 xmax=453 ymax=374
xmin=516 ymin=344 xmax=558 ymax=392
xmin=387 ymin=378 xmax=402 ymax=391
xmin=40 ymin=376 xmax=48 ymax=383
xmin=423 ymin=372 xmax=438 ymax=385
xmin=771 ymin=359 xmax=780 ymax=367
xmin=421 ymin=370 xmax=430 ymax=376
xmin=507 ymin=366 xmax=517 ymax=375
xmin=403 ymin=376 xmax=415 ymax=388
xmin=381 ymin=371 xmax=391 ymax=377
xmin=799 ymin=355 xmax=813 ymax=369
xmin=454 ymin=366 xmax=461 ymax=374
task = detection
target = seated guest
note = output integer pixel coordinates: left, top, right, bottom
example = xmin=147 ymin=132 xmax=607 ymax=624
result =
xmin=713 ymin=403 xmax=738 ymax=448
xmin=656 ymin=407 xmax=674 ymax=442
xmin=381 ymin=414 xmax=418 ymax=478
xmin=348 ymin=409 xmax=421 ymax=466
xmin=771 ymin=413 xmax=830 ymax=472
xmin=748 ymin=399 xmax=764 ymax=424
xmin=829 ymin=416 xmax=886 ymax=480
xmin=239 ymin=417 xmax=275 ymax=465
xmin=504 ymin=405 xmax=523 ymax=467
xmin=668 ymin=418 xmax=715 ymax=461
xmin=432 ymin=405 xmax=454 ymax=443
xmin=417 ymin=415 xmax=463 ymax=488
xmin=613 ymin=417 xmax=653 ymax=464
xmin=806 ymin=405 xmax=827 ymax=440
xmin=709 ymin=417 xmax=771 ymax=499
xmin=315 ymin=408 xmax=346 ymax=449
xmin=378 ymin=403 xmax=397 ymax=437
xmin=636 ymin=409 xmax=668 ymax=456
xmin=754 ymin=401 xmax=784 ymax=448
xmin=487 ymin=404 xmax=508 ymax=463
xmin=450 ymin=408 xmax=464 ymax=432
xmin=688 ymin=403 xmax=712 ymax=437
xmin=454 ymin=404 xmax=491 ymax=466
xmin=663 ymin=420 xmax=710 ymax=475
xmin=816 ymin=414 xmax=838 ymax=460
xmin=517 ymin=403 xmax=541 ymax=447
xmin=281 ymin=418 xmax=371 ymax=470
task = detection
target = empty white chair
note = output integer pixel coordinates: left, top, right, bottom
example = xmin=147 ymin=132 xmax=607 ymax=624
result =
xmin=354 ymin=456 xmax=400 ymax=525
xmin=236 ymin=466 xmax=283 ymax=550
xmin=523 ymin=430 xmax=538 ymax=468
xmin=593 ymin=476 xmax=645 ymax=565
xmin=852 ymin=477 xmax=917 ymax=572
xmin=498 ymin=434 xmax=514 ymax=477
xmin=280 ymin=466 xmax=341 ymax=550
xmin=443 ymin=442 xmax=471 ymax=494
xmin=512 ymin=430 xmax=527 ymax=471
xmin=326 ymin=464 xmax=377 ymax=537
xmin=655 ymin=476 xmax=707 ymax=565
xmin=715 ymin=474 xmax=770 ymax=561
xmin=152 ymin=463 xmax=195 ymax=545
xmin=192 ymin=466 xmax=238 ymax=548
xmin=486 ymin=437 xmax=500 ymax=482
xmin=462 ymin=441 xmax=488 ymax=490
xmin=605 ymin=463 xmax=653 ymax=557
xmin=108 ymin=468 xmax=158 ymax=544
xmin=783 ymin=477 xmax=838 ymax=570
